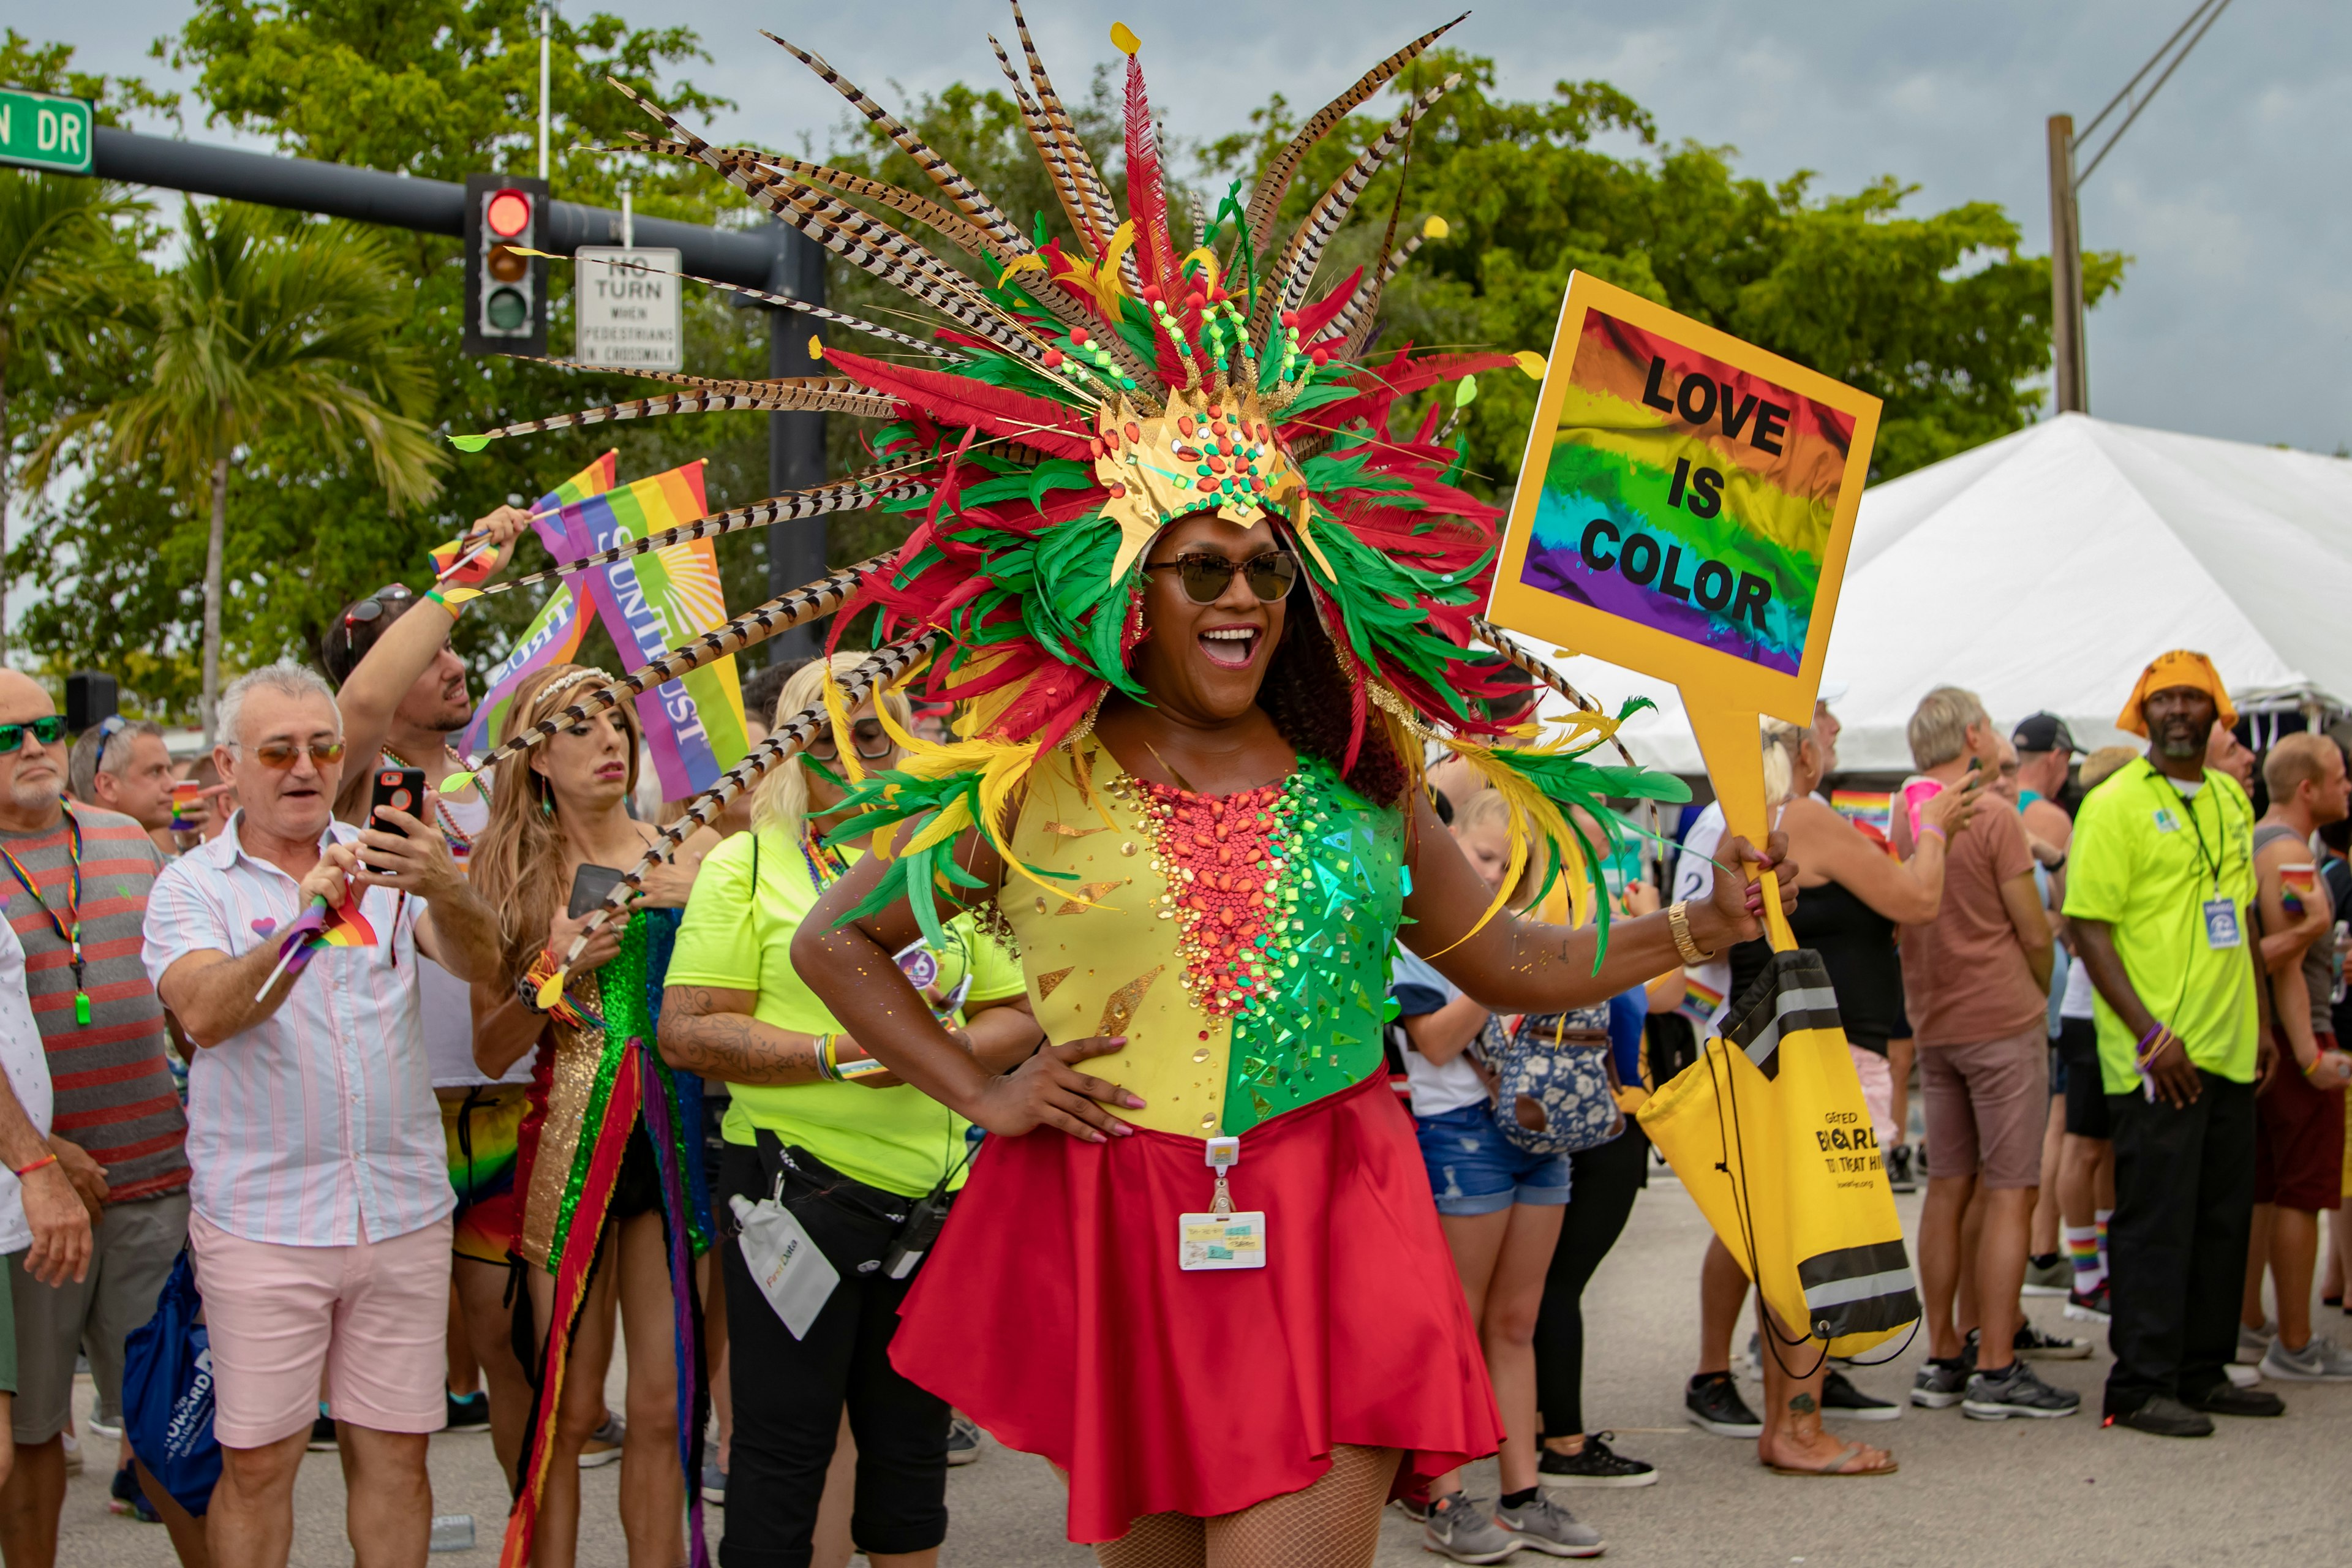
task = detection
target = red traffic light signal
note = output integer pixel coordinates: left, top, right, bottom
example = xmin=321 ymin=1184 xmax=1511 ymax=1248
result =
xmin=484 ymin=188 xmax=533 ymax=240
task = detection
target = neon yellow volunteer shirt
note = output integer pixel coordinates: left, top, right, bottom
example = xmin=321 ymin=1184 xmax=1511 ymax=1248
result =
xmin=2062 ymin=758 xmax=2258 ymax=1093
xmin=666 ymin=821 xmax=1026 ymax=1197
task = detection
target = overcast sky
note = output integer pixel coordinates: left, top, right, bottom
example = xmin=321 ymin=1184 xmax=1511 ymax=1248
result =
xmin=49 ymin=0 xmax=2352 ymax=456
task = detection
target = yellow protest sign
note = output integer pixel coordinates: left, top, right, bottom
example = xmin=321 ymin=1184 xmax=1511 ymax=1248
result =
xmin=1490 ymin=272 xmax=1880 ymax=910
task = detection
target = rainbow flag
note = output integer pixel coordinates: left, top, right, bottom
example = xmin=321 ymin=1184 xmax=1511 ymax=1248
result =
xmin=1519 ymin=309 xmax=1854 ymax=676
xmin=459 ymin=454 xmax=616 ymax=764
xmin=1830 ymin=790 xmax=1893 ymax=837
xmin=538 ymin=459 xmax=750 ymax=800
xmin=273 ymin=895 xmax=382 ymax=981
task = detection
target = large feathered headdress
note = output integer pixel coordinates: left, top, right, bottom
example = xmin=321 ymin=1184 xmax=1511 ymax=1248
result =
xmin=454 ymin=7 xmax=1688 ymax=959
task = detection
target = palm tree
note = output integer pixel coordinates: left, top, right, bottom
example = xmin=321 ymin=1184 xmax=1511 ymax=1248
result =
xmin=0 ymin=170 xmax=140 ymax=665
xmin=43 ymin=202 xmax=444 ymax=740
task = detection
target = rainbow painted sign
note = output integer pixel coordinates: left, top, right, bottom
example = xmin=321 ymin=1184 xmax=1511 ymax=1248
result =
xmin=1493 ymin=274 xmax=1877 ymax=729
xmin=1492 ymin=273 xmax=1879 ymax=888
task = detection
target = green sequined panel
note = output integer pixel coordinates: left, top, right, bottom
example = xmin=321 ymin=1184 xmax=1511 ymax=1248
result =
xmin=1220 ymin=758 xmax=1406 ymax=1133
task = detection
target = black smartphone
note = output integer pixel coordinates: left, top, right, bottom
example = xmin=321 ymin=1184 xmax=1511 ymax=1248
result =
xmin=364 ymin=768 xmax=426 ymax=872
xmin=568 ymin=863 xmax=629 ymax=920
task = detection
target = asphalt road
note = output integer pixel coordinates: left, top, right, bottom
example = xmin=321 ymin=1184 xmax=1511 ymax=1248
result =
xmin=56 ymin=1166 xmax=2352 ymax=1567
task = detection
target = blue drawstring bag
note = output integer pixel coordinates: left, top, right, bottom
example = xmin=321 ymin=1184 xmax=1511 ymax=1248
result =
xmin=122 ymin=1250 xmax=220 ymax=1517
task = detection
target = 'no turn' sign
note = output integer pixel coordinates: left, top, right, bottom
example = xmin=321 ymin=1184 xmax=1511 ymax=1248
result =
xmin=574 ymin=247 xmax=683 ymax=371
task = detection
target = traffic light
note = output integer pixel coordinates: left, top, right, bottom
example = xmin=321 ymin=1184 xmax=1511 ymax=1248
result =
xmin=462 ymin=173 xmax=548 ymax=356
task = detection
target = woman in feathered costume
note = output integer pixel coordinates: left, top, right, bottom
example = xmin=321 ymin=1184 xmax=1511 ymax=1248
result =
xmin=453 ymin=9 xmax=1795 ymax=1564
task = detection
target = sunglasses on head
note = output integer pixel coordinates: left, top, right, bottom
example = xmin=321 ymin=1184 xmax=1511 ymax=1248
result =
xmin=341 ymin=583 xmax=416 ymax=630
xmin=244 ymin=740 xmax=347 ymax=771
xmin=807 ymin=719 xmax=897 ymax=763
xmin=0 ymin=716 xmax=66 ymax=755
xmin=1140 ymin=550 xmax=1298 ymax=606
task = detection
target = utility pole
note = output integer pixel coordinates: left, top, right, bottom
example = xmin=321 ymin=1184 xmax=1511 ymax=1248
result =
xmin=537 ymin=3 xmax=552 ymax=182
xmin=2046 ymin=0 xmax=2234 ymax=414
xmin=765 ymin=222 xmax=829 ymax=661
xmin=2046 ymin=116 xmax=2086 ymax=415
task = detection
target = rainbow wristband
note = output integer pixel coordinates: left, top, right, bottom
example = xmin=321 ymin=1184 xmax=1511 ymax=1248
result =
xmin=1920 ymin=824 xmax=1948 ymax=843
xmin=12 ymin=1153 xmax=56 ymax=1179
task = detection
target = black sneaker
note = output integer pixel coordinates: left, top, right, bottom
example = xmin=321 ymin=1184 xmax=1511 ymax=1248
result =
xmin=107 ymin=1463 xmax=159 ymax=1523
xmin=2184 ymin=1382 xmax=2285 ymax=1418
xmin=1821 ymin=1369 xmax=1902 ymax=1420
xmin=307 ymin=1411 xmax=337 ymax=1452
xmin=1885 ymin=1144 xmax=1917 ymax=1193
xmin=2109 ymin=1394 xmax=2212 ymax=1438
xmin=945 ymin=1413 xmax=984 ymax=1466
xmin=2064 ymin=1282 xmax=2112 ymax=1324
xmin=1962 ymin=1361 xmax=2082 ymax=1420
xmin=2014 ymin=1321 xmax=2091 ymax=1360
xmin=1685 ymin=1370 xmax=1763 ymax=1437
xmin=1538 ymin=1431 xmax=1658 ymax=1487
xmin=445 ymin=1390 xmax=491 ymax=1433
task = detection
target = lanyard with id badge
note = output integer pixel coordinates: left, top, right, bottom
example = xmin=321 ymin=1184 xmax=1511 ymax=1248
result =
xmin=2155 ymin=777 xmax=2242 ymax=951
xmin=1179 ymin=1136 xmax=1267 ymax=1270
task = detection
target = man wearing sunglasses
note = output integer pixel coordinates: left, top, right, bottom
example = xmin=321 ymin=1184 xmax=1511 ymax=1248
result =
xmin=141 ymin=663 xmax=505 ymax=1568
xmin=318 ymin=505 xmax=539 ymax=1468
xmin=0 ymin=671 xmax=188 ymax=1558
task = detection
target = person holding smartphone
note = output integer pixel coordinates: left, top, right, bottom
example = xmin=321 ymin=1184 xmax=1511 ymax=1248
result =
xmin=658 ymin=654 xmax=1040 ymax=1568
xmin=466 ymin=664 xmax=700 ymax=1568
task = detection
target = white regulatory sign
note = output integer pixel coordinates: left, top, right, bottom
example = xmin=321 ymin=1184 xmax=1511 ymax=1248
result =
xmin=574 ymin=247 xmax=683 ymax=371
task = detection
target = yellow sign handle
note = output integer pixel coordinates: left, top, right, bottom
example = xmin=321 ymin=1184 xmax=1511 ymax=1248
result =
xmin=1685 ymin=698 xmax=1799 ymax=956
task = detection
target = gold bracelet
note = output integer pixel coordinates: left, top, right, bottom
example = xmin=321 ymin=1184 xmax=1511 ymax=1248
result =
xmin=1667 ymin=900 xmax=1714 ymax=965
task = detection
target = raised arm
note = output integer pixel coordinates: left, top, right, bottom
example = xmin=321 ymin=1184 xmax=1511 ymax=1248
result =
xmin=1401 ymin=791 xmax=1789 ymax=1009
xmin=332 ymin=505 xmax=531 ymax=821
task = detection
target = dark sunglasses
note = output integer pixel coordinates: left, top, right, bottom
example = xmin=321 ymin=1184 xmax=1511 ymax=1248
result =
xmin=341 ymin=582 xmax=416 ymax=629
xmin=1140 ymin=550 xmax=1298 ymax=606
xmin=807 ymin=720 xmax=897 ymax=763
xmin=246 ymin=740 xmax=347 ymax=770
xmin=0 ymin=716 xmax=68 ymax=755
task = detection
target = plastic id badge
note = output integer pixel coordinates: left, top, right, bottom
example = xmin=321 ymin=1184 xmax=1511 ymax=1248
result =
xmin=1178 ymin=1211 xmax=1268 ymax=1270
xmin=2203 ymin=898 xmax=2243 ymax=949
xmin=731 ymin=1193 xmax=840 ymax=1339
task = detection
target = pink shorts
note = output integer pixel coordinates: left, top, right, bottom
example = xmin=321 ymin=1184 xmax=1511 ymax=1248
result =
xmin=189 ymin=1211 xmax=453 ymax=1448
xmin=1849 ymin=1046 xmax=1895 ymax=1147
xmin=1920 ymin=1027 xmax=2050 ymax=1189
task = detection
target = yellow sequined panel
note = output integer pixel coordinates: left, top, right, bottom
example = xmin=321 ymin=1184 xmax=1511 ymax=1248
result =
xmin=1005 ymin=746 xmax=1232 ymax=1138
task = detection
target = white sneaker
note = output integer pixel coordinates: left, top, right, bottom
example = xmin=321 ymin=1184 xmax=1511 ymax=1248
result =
xmin=2223 ymin=1362 xmax=2260 ymax=1389
xmin=2259 ymin=1332 xmax=2352 ymax=1382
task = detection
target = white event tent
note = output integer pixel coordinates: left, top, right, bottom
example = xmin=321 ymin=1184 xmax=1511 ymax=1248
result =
xmin=1528 ymin=412 xmax=2352 ymax=775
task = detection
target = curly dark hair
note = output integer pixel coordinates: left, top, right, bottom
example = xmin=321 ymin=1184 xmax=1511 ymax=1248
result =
xmin=1257 ymin=597 xmax=1409 ymax=807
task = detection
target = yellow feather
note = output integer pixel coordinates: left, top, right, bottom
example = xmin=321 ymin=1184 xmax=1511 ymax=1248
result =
xmin=820 ymin=662 xmax=864 ymax=785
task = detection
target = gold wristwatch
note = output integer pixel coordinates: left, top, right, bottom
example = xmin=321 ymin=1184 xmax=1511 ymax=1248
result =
xmin=1667 ymin=900 xmax=1714 ymax=965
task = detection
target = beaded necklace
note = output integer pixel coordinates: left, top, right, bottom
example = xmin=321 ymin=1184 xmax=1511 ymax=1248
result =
xmin=383 ymin=745 xmax=476 ymax=859
xmin=799 ymin=821 xmax=850 ymax=889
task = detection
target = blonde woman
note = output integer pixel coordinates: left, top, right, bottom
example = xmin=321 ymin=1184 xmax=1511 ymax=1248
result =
xmin=659 ymin=654 xmax=1041 ymax=1568
xmin=469 ymin=665 xmax=702 ymax=1568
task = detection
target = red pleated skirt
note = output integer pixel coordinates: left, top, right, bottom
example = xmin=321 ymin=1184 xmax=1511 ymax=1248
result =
xmin=889 ymin=1072 xmax=1501 ymax=1544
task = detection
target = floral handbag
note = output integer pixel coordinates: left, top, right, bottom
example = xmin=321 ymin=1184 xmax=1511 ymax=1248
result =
xmin=1489 ymin=1003 xmax=1625 ymax=1156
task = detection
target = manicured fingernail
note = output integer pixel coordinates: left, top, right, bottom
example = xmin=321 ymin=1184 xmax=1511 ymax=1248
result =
xmin=1088 ymin=1130 xmax=1108 ymax=1144
xmin=1124 ymin=1093 xmax=1147 ymax=1109
xmin=1110 ymin=1121 xmax=1133 ymax=1137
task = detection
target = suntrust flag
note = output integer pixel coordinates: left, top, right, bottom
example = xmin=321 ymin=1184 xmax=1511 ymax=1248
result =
xmin=536 ymin=459 xmax=750 ymax=799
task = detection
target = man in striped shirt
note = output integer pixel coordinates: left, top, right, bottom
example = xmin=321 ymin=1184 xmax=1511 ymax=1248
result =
xmin=0 ymin=671 xmax=190 ymax=1561
xmin=143 ymin=664 xmax=503 ymax=1568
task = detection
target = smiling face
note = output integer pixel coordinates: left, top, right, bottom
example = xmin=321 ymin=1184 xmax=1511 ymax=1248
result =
xmin=1128 ymin=513 xmax=1292 ymax=726
xmin=530 ymin=709 xmax=635 ymax=818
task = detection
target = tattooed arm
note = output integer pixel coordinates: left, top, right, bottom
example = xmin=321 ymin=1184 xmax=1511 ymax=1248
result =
xmin=658 ymin=985 xmax=832 ymax=1086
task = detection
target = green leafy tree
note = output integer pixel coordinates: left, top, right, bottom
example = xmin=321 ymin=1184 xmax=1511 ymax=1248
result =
xmin=37 ymin=203 xmax=443 ymax=739
xmin=1211 ymin=53 xmax=2126 ymax=487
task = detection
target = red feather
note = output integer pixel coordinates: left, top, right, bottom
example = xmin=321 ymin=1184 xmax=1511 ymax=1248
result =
xmin=824 ymin=346 xmax=1094 ymax=461
xmin=1122 ymin=53 xmax=1175 ymax=294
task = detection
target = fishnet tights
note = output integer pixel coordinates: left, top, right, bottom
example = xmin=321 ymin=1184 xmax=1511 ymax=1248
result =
xmin=1093 ymin=1445 xmax=1400 ymax=1568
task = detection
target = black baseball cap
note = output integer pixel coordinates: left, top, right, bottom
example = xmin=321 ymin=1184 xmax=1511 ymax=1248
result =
xmin=2012 ymin=712 xmax=2081 ymax=756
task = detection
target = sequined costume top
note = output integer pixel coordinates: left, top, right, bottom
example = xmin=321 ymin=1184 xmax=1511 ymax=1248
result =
xmin=1002 ymin=744 xmax=1406 ymax=1139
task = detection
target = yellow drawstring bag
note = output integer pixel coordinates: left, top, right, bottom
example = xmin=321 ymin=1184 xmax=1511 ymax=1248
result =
xmin=1636 ymin=946 xmax=1920 ymax=1359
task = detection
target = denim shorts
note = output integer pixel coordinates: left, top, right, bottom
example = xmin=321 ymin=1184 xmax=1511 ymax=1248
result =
xmin=1412 ymin=1102 xmax=1572 ymax=1216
